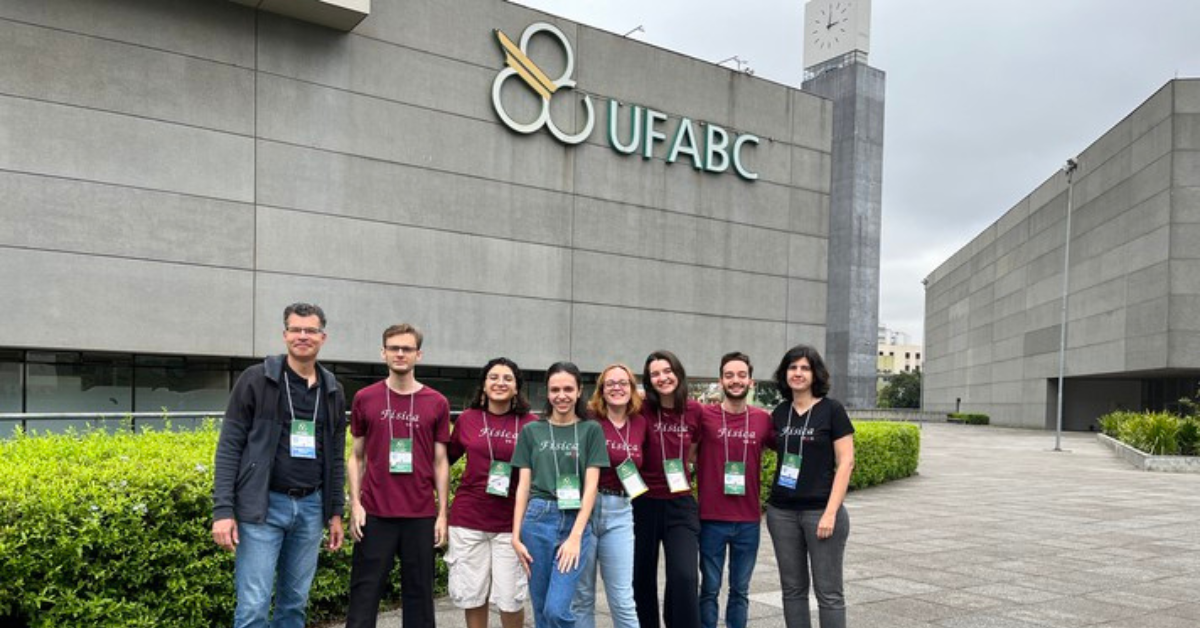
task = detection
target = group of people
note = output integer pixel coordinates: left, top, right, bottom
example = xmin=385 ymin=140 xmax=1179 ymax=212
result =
xmin=212 ymin=303 xmax=856 ymax=628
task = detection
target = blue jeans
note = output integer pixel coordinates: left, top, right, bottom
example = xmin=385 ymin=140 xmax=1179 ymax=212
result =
xmin=574 ymin=494 xmax=638 ymax=628
xmin=233 ymin=490 xmax=325 ymax=628
xmin=521 ymin=498 xmax=596 ymax=628
xmin=699 ymin=520 xmax=761 ymax=628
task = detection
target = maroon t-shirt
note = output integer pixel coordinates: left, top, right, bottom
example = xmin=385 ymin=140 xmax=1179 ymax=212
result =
xmin=593 ymin=413 xmax=648 ymax=494
xmin=696 ymin=404 xmax=774 ymax=522
xmin=447 ymin=408 xmax=537 ymax=533
xmin=350 ymin=382 xmax=451 ymax=518
xmin=639 ymin=399 xmax=703 ymax=499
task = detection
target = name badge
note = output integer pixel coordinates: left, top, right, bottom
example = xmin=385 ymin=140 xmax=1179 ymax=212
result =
xmin=663 ymin=458 xmax=690 ymax=493
xmin=778 ymin=452 xmax=802 ymax=489
xmin=724 ymin=461 xmax=746 ymax=495
xmin=557 ymin=474 xmax=582 ymax=509
xmin=390 ymin=438 xmax=413 ymax=474
xmin=290 ymin=419 xmax=316 ymax=459
xmin=616 ymin=459 xmax=648 ymax=499
xmin=487 ymin=460 xmax=513 ymax=497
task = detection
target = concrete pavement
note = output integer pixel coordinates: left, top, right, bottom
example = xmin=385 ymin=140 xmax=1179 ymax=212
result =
xmin=337 ymin=424 xmax=1200 ymax=627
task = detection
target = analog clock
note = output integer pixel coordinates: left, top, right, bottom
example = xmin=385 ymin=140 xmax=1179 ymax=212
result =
xmin=803 ymin=0 xmax=871 ymax=68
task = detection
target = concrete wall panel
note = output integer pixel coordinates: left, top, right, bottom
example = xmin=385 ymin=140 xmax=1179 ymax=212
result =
xmin=1176 ymin=80 xmax=1200 ymax=114
xmin=787 ymin=233 xmax=829 ymax=282
xmin=1126 ymin=332 xmax=1168 ymax=371
xmin=787 ymin=279 xmax=828 ymax=325
xmin=0 ymin=248 xmax=252 ymax=355
xmin=0 ymin=19 xmax=254 ymax=134
xmin=255 ymin=208 xmax=572 ymax=301
xmin=255 ymin=142 xmax=571 ymax=246
xmin=253 ymin=273 xmax=572 ymax=367
xmin=0 ymin=95 xmax=253 ymax=201
xmin=0 ymin=171 xmax=254 ymax=268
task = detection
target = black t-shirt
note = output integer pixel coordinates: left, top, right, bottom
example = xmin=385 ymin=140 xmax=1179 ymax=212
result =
xmin=766 ymin=397 xmax=854 ymax=511
xmin=270 ymin=363 xmax=326 ymax=491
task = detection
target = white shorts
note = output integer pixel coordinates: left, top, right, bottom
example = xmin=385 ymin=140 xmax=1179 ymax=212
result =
xmin=445 ymin=526 xmax=529 ymax=612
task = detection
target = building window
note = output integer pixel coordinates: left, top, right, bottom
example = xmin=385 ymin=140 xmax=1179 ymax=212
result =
xmin=916 ymin=352 xmax=921 ymax=360
xmin=133 ymin=355 xmax=231 ymax=413
xmin=25 ymin=352 xmax=133 ymax=414
xmin=0 ymin=352 xmax=21 ymax=413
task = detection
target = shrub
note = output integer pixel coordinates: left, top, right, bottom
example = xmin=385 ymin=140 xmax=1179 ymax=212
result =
xmin=0 ymin=425 xmax=463 ymax=628
xmin=1178 ymin=418 xmax=1200 ymax=456
xmin=947 ymin=412 xmax=989 ymax=425
xmin=1098 ymin=411 xmax=1132 ymax=437
xmin=758 ymin=420 xmax=920 ymax=504
xmin=1117 ymin=411 xmax=1180 ymax=455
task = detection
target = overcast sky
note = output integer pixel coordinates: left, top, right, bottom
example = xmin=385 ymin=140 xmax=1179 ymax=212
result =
xmin=511 ymin=0 xmax=1200 ymax=344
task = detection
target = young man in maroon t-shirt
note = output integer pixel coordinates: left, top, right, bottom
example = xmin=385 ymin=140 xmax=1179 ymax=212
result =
xmin=696 ymin=352 xmax=773 ymax=628
xmin=345 ymin=324 xmax=451 ymax=628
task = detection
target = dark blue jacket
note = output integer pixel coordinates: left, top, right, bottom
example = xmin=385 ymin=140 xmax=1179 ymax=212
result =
xmin=212 ymin=354 xmax=346 ymax=524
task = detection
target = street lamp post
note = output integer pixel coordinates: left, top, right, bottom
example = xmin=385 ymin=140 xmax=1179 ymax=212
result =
xmin=1055 ymin=157 xmax=1079 ymax=452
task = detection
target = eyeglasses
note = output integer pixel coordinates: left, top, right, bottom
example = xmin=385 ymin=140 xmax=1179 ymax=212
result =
xmin=285 ymin=326 xmax=325 ymax=336
xmin=603 ymin=380 xmax=632 ymax=390
xmin=384 ymin=345 xmax=419 ymax=354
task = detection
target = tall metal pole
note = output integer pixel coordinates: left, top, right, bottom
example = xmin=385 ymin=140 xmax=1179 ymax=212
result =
xmin=1055 ymin=158 xmax=1078 ymax=452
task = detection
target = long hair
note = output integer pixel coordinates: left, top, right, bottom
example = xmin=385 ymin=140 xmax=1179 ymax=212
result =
xmin=586 ymin=363 xmax=642 ymax=419
xmin=773 ymin=344 xmax=831 ymax=400
xmin=544 ymin=361 xmax=588 ymax=418
xmin=467 ymin=357 xmax=531 ymax=414
xmin=642 ymin=350 xmax=688 ymax=410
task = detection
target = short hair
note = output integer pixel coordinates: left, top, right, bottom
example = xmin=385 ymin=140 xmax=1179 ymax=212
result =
xmin=544 ymin=361 xmax=588 ymax=418
xmin=719 ymin=351 xmax=753 ymax=377
xmin=642 ymin=350 xmax=688 ymax=410
xmin=283 ymin=302 xmax=326 ymax=328
xmin=586 ymin=363 xmax=643 ymax=419
xmin=773 ymin=344 xmax=831 ymax=400
xmin=382 ymin=323 xmax=423 ymax=348
xmin=468 ymin=357 xmax=532 ymax=415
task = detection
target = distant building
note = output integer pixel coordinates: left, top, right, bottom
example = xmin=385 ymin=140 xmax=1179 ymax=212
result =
xmin=923 ymin=79 xmax=1200 ymax=429
xmin=876 ymin=326 xmax=922 ymax=391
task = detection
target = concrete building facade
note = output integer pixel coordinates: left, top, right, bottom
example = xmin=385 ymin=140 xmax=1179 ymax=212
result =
xmin=923 ymin=80 xmax=1200 ymax=429
xmin=0 ymin=0 xmax=833 ymax=417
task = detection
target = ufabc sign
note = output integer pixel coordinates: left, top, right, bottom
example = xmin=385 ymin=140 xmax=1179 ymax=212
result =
xmin=492 ymin=23 xmax=761 ymax=182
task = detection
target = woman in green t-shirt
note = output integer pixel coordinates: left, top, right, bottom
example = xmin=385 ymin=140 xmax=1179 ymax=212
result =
xmin=511 ymin=362 xmax=610 ymax=628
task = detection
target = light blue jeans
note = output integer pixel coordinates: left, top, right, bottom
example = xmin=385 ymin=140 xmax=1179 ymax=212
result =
xmin=574 ymin=494 xmax=639 ymax=628
xmin=232 ymin=490 xmax=324 ymax=628
xmin=699 ymin=520 xmax=761 ymax=628
xmin=522 ymin=498 xmax=596 ymax=628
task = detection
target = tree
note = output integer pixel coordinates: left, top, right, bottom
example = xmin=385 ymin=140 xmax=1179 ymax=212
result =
xmin=878 ymin=370 xmax=921 ymax=409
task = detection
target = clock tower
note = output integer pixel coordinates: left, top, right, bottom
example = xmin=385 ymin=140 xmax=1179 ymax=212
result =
xmin=802 ymin=0 xmax=885 ymax=409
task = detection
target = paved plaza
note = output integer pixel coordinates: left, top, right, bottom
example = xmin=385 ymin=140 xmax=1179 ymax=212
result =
xmin=345 ymin=423 xmax=1200 ymax=627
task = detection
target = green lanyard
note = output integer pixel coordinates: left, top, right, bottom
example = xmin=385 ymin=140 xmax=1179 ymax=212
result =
xmin=549 ymin=419 xmax=582 ymax=509
xmin=386 ymin=385 xmax=416 ymax=474
xmin=721 ymin=407 xmax=751 ymax=495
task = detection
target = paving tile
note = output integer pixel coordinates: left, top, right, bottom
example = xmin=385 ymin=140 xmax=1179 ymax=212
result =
xmin=855 ymin=576 xmax=944 ymax=596
xmin=1085 ymin=589 xmax=1183 ymax=611
xmin=916 ymin=590 xmax=1007 ymax=611
xmin=959 ymin=582 xmax=1065 ymax=604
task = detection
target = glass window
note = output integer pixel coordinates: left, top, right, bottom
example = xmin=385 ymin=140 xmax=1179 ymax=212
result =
xmin=134 ymin=357 xmax=230 ymax=413
xmin=25 ymin=358 xmax=133 ymax=414
xmin=0 ymin=360 xmax=21 ymax=413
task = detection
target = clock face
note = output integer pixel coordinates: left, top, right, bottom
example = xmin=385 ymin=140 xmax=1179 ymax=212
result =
xmin=803 ymin=0 xmax=869 ymax=68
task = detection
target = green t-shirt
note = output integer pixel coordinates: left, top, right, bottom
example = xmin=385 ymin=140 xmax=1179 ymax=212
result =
xmin=512 ymin=419 xmax=610 ymax=501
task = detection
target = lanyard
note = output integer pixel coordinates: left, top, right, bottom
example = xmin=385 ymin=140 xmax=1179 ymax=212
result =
xmin=482 ymin=410 xmax=511 ymax=462
xmin=548 ymin=419 xmax=581 ymax=479
xmin=283 ymin=370 xmax=320 ymax=426
xmin=657 ymin=407 xmax=686 ymax=462
xmin=783 ymin=401 xmax=816 ymax=456
xmin=385 ymin=384 xmax=416 ymax=441
xmin=721 ymin=407 xmax=751 ymax=465
xmin=607 ymin=415 xmax=635 ymax=463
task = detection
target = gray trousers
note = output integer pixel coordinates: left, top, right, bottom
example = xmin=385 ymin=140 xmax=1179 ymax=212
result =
xmin=765 ymin=505 xmax=850 ymax=628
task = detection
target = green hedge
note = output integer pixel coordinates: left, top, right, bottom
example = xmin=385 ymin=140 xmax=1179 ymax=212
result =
xmin=4 ymin=420 xmax=917 ymax=627
xmin=947 ymin=412 xmax=990 ymax=425
xmin=1098 ymin=410 xmax=1200 ymax=456
xmin=759 ymin=420 xmax=920 ymax=504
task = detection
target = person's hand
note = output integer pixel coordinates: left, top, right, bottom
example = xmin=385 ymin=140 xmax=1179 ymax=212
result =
xmin=817 ymin=511 xmax=836 ymax=540
xmin=328 ymin=515 xmax=344 ymax=551
xmin=434 ymin=514 xmax=448 ymax=548
xmin=212 ymin=518 xmax=238 ymax=552
xmin=513 ymin=538 xmax=533 ymax=575
xmin=350 ymin=502 xmax=368 ymax=542
xmin=556 ymin=534 xmax=581 ymax=573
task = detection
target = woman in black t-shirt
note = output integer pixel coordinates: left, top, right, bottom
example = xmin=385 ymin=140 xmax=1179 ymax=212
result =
xmin=765 ymin=345 xmax=855 ymax=628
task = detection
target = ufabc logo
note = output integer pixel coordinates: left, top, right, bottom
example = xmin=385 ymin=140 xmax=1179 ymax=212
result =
xmin=491 ymin=22 xmax=760 ymax=181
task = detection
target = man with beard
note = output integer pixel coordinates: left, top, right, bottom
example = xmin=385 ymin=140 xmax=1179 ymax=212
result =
xmin=695 ymin=352 xmax=774 ymax=628
xmin=345 ymin=323 xmax=451 ymax=628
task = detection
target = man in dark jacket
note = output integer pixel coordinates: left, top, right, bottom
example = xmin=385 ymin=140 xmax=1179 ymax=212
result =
xmin=212 ymin=302 xmax=347 ymax=628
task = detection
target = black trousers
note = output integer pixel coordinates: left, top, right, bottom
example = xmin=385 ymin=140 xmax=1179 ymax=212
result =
xmin=632 ymin=496 xmax=701 ymax=628
xmin=346 ymin=515 xmax=436 ymax=628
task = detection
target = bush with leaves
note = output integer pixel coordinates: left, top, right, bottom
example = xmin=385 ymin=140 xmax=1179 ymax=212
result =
xmin=1117 ymin=411 xmax=1180 ymax=455
xmin=947 ymin=412 xmax=989 ymax=425
xmin=878 ymin=370 xmax=922 ymax=409
xmin=0 ymin=424 xmax=462 ymax=628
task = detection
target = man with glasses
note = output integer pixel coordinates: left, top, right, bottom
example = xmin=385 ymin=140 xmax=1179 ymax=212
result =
xmin=345 ymin=323 xmax=451 ymax=628
xmin=212 ymin=302 xmax=347 ymax=628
